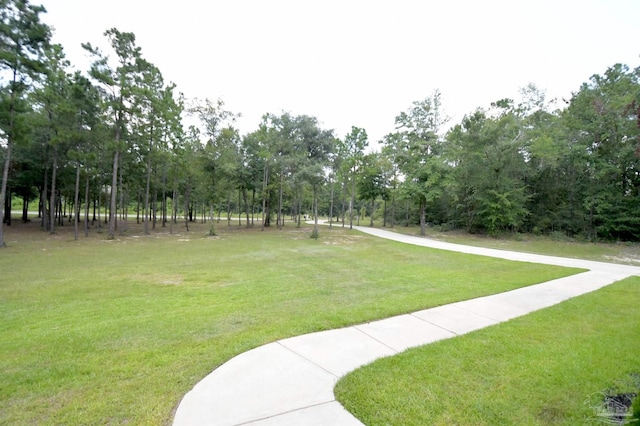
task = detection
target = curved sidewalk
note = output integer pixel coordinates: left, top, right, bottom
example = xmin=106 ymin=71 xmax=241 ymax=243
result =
xmin=173 ymin=226 xmax=640 ymax=426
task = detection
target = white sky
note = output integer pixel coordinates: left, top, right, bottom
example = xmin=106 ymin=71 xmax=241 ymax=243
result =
xmin=39 ymin=0 xmax=639 ymax=144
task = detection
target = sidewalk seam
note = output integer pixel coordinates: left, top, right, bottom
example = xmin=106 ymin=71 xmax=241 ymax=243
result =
xmin=232 ymin=400 xmax=340 ymax=426
xmin=409 ymin=312 xmax=461 ymax=336
xmin=276 ymin=341 xmax=340 ymax=380
xmin=352 ymin=326 xmax=400 ymax=355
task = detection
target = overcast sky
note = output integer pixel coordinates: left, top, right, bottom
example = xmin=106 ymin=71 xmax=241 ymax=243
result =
xmin=38 ymin=0 xmax=639 ymax=144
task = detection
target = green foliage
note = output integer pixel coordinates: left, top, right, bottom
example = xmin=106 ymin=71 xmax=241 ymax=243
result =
xmin=378 ymin=69 xmax=640 ymax=241
xmin=445 ymin=104 xmax=531 ymax=235
xmin=343 ymin=126 xmax=369 ymax=228
xmin=1 ymin=0 xmax=640 ymax=244
xmin=357 ymin=153 xmax=387 ymax=201
xmin=0 ymin=0 xmax=51 ymax=246
xmin=476 ymin=187 xmax=530 ymax=235
xmin=391 ymin=90 xmax=449 ymax=235
xmin=560 ymin=63 xmax=640 ymax=240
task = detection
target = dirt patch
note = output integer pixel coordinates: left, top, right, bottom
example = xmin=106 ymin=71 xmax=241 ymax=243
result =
xmin=323 ymin=235 xmax=363 ymax=246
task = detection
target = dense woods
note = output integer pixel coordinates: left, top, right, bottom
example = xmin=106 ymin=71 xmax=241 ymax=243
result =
xmin=1 ymin=0 xmax=639 ymax=246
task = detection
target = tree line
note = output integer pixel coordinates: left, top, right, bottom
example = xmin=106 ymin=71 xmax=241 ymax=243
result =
xmin=1 ymin=0 xmax=639 ymax=247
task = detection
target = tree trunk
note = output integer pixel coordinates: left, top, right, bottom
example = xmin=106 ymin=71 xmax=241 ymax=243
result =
xmin=278 ymin=166 xmax=284 ymax=229
xmin=57 ymin=195 xmax=63 ymax=226
xmin=49 ymin=150 xmax=58 ymax=234
xmin=152 ymin=186 xmax=157 ymax=230
xmin=38 ymin=188 xmax=42 ymax=219
xmin=144 ymin=154 xmax=151 ymax=235
xmin=184 ymin=184 xmax=190 ymax=232
xmin=370 ymin=197 xmax=375 ymax=227
xmin=108 ymin=148 xmax=119 ymax=239
xmin=1 ymin=183 xmax=10 ymax=232
xmin=329 ymin=180 xmax=335 ymax=229
xmin=0 ymin=71 xmax=18 ymax=247
xmin=136 ymin=189 xmax=141 ymax=224
xmin=390 ymin=192 xmax=395 ymax=228
xmin=313 ymin=185 xmax=319 ymax=235
xmin=261 ymin=161 xmax=268 ymax=231
xmin=93 ymin=192 xmax=97 ymax=223
xmin=420 ymin=198 xmax=426 ymax=236
xmin=383 ymin=198 xmax=387 ymax=227
xmin=105 ymin=186 xmax=109 ymax=224
xmin=251 ymin=188 xmax=255 ymax=225
xmin=96 ymin=194 xmax=100 ymax=227
xmin=227 ymin=191 xmax=232 ymax=226
xmin=172 ymin=190 xmax=177 ymax=224
xmin=170 ymin=184 xmax=176 ymax=234
xmin=350 ymin=172 xmax=356 ymax=229
xmin=242 ymin=187 xmax=250 ymax=227
xmin=405 ymin=199 xmax=410 ymax=227
xmin=341 ymin=183 xmax=346 ymax=227
xmin=0 ymin=141 xmax=10 ymax=246
xmin=22 ymin=195 xmax=28 ymax=223
xmin=162 ymin=166 xmax=167 ymax=227
xmin=264 ymin=197 xmax=271 ymax=227
xmin=119 ymin=162 xmax=126 ymax=233
xmin=74 ymin=164 xmax=80 ymax=241
xmin=4 ymin=186 xmax=10 ymax=227
xmin=84 ymin=174 xmax=90 ymax=237
xmin=40 ymin=167 xmax=51 ymax=231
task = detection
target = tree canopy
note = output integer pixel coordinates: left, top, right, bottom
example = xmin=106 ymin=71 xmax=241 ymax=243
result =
xmin=1 ymin=0 xmax=640 ymax=244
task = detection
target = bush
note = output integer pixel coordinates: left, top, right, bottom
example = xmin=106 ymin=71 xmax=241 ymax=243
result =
xmin=550 ymin=230 xmax=571 ymax=242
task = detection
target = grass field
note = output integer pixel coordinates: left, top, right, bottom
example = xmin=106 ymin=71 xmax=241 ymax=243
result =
xmin=0 ymin=218 xmax=630 ymax=424
xmin=366 ymin=221 xmax=640 ymax=265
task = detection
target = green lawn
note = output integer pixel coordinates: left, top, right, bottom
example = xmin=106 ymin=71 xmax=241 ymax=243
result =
xmin=0 ymin=221 xmax=579 ymax=425
xmin=371 ymin=222 xmax=640 ymax=265
xmin=335 ymin=276 xmax=640 ymax=425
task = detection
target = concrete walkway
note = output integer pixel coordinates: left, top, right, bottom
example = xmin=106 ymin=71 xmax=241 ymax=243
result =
xmin=173 ymin=226 xmax=640 ymax=426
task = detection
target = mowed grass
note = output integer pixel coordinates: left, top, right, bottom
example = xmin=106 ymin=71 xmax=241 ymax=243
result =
xmin=370 ymin=222 xmax=640 ymax=265
xmin=0 ymin=220 xmax=580 ymax=425
xmin=335 ymin=277 xmax=640 ymax=425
